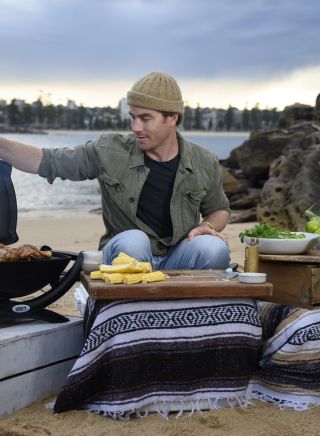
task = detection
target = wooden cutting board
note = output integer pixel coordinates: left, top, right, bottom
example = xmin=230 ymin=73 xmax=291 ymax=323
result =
xmin=80 ymin=270 xmax=273 ymax=300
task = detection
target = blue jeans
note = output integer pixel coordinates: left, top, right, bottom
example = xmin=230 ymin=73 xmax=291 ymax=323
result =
xmin=102 ymin=229 xmax=230 ymax=270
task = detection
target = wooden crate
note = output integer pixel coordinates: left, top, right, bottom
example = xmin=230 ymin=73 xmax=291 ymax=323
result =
xmin=259 ymin=251 xmax=320 ymax=308
xmin=0 ymin=317 xmax=84 ymax=418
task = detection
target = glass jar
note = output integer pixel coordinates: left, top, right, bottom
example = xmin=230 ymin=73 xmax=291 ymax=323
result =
xmin=244 ymin=237 xmax=259 ymax=272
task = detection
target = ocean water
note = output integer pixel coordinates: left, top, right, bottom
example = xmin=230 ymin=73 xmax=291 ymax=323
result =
xmin=4 ymin=131 xmax=249 ymax=216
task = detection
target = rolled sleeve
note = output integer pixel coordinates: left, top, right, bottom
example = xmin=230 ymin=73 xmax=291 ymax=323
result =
xmin=38 ymin=141 xmax=100 ymax=184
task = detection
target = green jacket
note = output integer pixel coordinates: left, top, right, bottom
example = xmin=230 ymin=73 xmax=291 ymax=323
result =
xmin=38 ymin=132 xmax=230 ymax=255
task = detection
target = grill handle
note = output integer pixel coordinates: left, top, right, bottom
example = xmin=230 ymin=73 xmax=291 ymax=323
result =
xmin=25 ymin=252 xmax=84 ymax=309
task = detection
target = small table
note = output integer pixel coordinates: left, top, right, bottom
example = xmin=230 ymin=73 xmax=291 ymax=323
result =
xmin=259 ymin=251 xmax=320 ymax=308
xmin=80 ymin=270 xmax=273 ymax=300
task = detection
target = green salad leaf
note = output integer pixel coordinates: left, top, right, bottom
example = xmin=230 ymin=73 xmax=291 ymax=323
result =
xmin=239 ymin=222 xmax=306 ymax=243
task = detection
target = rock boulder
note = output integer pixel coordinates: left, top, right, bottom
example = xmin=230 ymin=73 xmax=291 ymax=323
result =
xmin=223 ymin=118 xmax=320 ymax=227
xmin=256 ymin=136 xmax=320 ymax=230
xmin=226 ymin=121 xmax=320 ymax=187
xmin=279 ymin=103 xmax=315 ymax=127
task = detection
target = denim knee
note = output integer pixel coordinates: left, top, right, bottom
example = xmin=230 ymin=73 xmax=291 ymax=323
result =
xmin=187 ymin=235 xmax=230 ymax=269
xmin=162 ymin=235 xmax=230 ymax=270
xmin=102 ymin=230 xmax=152 ymax=263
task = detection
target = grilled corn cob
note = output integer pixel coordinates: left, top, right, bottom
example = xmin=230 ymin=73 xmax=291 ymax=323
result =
xmin=112 ymin=252 xmax=136 ymax=265
xmin=90 ymin=270 xmax=104 ymax=280
xmin=139 ymin=261 xmax=152 ymax=273
xmin=99 ymin=261 xmax=143 ymax=274
xmin=104 ymin=273 xmax=124 ymax=284
xmin=123 ymin=273 xmax=144 ymax=285
xmin=142 ymin=271 xmax=167 ymax=283
xmin=91 ymin=251 xmax=166 ymax=286
xmin=112 ymin=253 xmax=152 ymax=272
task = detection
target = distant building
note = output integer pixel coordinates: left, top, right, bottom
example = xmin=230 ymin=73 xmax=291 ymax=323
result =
xmin=233 ymin=108 xmax=243 ymax=130
xmin=12 ymin=99 xmax=25 ymax=110
xmin=0 ymin=108 xmax=7 ymax=128
xmin=202 ymin=108 xmax=218 ymax=130
xmin=119 ymin=97 xmax=130 ymax=121
xmin=67 ymin=99 xmax=78 ymax=110
xmin=216 ymin=109 xmax=226 ymax=130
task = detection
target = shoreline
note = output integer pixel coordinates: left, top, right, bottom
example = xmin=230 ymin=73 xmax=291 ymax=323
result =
xmin=17 ymin=207 xmax=101 ymax=220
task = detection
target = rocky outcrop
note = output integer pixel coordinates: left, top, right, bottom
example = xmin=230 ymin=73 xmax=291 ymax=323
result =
xmin=226 ymin=121 xmax=319 ymax=186
xmin=227 ymin=129 xmax=289 ymax=185
xmin=222 ymin=167 xmax=246 ymax=194
xmin=222 ymin=167 xmax=258 ymax=222
xmin=257 ymin=140 xmax=320 ymax=230
xmin=222 ymin=111 xmax=320 ymax=226
xmin=279 ymin=103 xmax=314 ymax=127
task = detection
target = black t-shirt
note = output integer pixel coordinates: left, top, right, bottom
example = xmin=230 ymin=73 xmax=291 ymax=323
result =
xmin=137 ymin=153 xmax=180 ymax=238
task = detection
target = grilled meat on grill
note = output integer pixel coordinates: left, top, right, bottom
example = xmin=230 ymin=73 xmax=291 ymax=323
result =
xmin=0 ymin=244 xmax=52 ymax=262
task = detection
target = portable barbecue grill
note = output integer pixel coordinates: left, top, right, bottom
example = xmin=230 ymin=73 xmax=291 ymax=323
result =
xmin=0 ymin=160 xmax=84 ymax=323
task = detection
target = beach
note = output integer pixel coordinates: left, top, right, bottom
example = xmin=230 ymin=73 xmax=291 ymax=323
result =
xmin=1 ymin=213 xmax=320 ymax=435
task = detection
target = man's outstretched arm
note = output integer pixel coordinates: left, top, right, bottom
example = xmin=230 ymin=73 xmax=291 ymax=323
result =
xmin=0 ymin=137 xmax=43 ymax=174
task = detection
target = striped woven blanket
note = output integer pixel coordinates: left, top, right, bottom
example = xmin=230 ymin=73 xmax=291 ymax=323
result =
xmin=247 ymin=301 xmax=320 ymax=410
xmin=54 ymin=298 xmax=262 ymax=418
xmin=53 ymin=298 xmax=320 ymax=418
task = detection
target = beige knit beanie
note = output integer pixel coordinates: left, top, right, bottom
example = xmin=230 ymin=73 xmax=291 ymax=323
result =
xmin=127 ymin=71 xmax=184 ymax=114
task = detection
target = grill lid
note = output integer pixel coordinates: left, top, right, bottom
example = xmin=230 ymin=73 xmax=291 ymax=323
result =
xmin=0 ymin=160 xmax=18 ymax=245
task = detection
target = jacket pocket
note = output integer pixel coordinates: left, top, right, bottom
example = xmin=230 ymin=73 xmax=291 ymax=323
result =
xmin=180 ymin=189 xmax=206 ymax=227
xmin=182 ymin=189 xmax=206 ymax=205
xmin=100 ymin=173 xmax=125 ymax=192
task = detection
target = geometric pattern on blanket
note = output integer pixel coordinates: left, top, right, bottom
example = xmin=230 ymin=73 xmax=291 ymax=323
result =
xmin=247 ymin=301 xmax=320 ymax=411
xmin=54 ymin=298 xmax=262 ymax=418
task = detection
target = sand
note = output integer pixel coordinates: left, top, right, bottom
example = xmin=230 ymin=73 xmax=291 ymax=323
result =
xmin=1 ymin=213 xmax=320 ymax=436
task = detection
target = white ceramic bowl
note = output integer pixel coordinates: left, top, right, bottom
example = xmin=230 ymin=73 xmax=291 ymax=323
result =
xmin=82 ymin=251 xmax=103 ymax=273
xmin=244 ymin=232 xmax=319 ymax=255
xmin=239 ymin=272 xmax=267 ymax=284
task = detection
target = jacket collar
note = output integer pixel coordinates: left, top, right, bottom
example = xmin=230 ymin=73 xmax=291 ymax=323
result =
xmin=176 ymin=131 xmax=194 ymax=173
xmin=129 ymin=131 xmax=194 ymax=172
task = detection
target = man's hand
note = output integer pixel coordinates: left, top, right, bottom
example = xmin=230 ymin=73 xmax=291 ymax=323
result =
xmin=188 ymin=223 xmax=227 ymax=241
xmin=187 ymin=210 xmax=230 ymax=242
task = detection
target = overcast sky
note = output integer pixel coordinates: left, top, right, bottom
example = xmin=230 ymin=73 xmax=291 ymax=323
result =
xmin=0 ymin=0 xmax=319 ymax=109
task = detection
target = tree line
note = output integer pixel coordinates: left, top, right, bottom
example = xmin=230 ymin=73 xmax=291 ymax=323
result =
xmin=0 ymin=98 xmax=281 ymax=132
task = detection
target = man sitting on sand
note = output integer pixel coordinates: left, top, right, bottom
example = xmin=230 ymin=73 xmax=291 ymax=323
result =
xmin=0 ymin=71 xmax=230 ymax=270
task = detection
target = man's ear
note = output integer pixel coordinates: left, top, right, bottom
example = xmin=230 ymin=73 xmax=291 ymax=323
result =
xmin=170 ymin=113 xmax=179 ymax=126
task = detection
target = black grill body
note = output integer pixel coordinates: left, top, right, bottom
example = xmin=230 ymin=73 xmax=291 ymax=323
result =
xmin=0 ymin=160 xmax=83 ymax=323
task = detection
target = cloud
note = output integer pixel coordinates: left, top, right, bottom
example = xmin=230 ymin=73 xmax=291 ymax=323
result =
xmin=181 ymin=65 xmax=320 ymax=109
xmin=0 ymin=0 xmax=319 ymax=107
xmin=2 ymin=64 xmax=318 ymax=110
